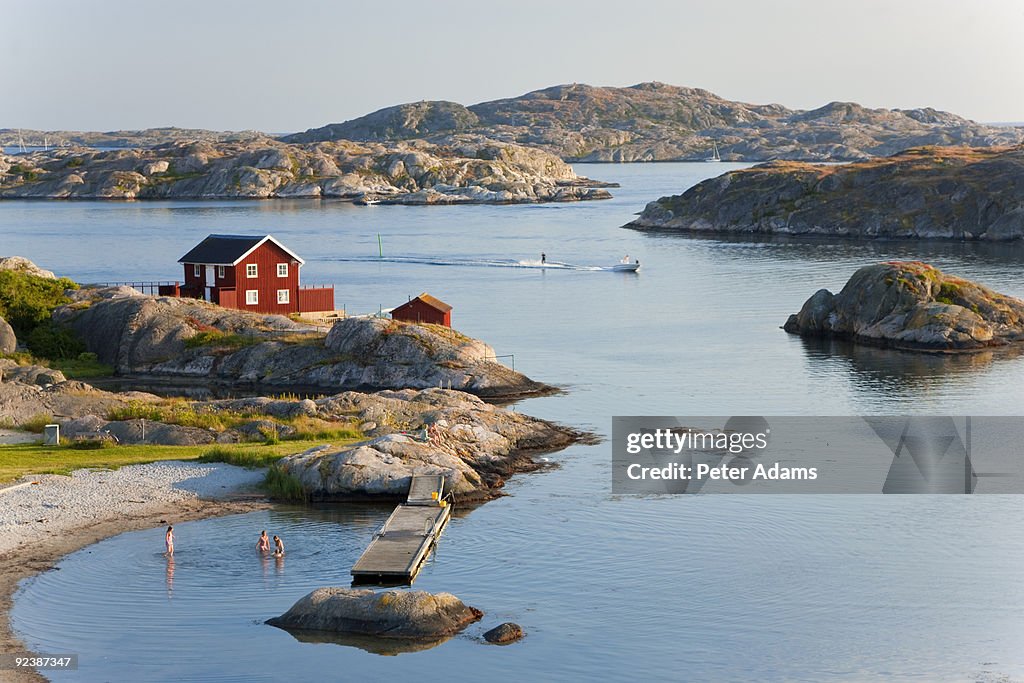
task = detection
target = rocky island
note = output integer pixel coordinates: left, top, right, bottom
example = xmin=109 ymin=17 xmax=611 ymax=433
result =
xmin=8 ymin=84 xmax=1021 ymax=171
xmin=0 ymin=126 xmax=264 ymax=150
xmin=626 ymin=146 xmax=1024 ymax=240
xmin=784 ymin=262 xmax=1024 ymax=352
xmin=266 ymin=588 xmax=482 ymax=640
xmin=284 ymin=83 xmax=1024 ymax=162
xmin=54 ymin=286 xmax=551 ymax=400
xmin=0 ymin=136 xmax=612 ymax=203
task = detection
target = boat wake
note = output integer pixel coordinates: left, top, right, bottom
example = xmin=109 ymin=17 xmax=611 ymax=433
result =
xmin=321 ymin=256 xmax=624 ymax=271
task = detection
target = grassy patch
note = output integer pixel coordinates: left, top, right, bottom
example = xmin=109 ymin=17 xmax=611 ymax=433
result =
xmin=184 ymin=330 xmax=261 ymax=350
xmin=935 ymin=282 xmax=964 ymax=306
xmin=10 ymin=164 xmax=40 ymax=182
xmin=197 ymin=446 xmax=283 ymax=469
xmin=106 ymin=401 xmax=169 ymax=422
xmin=151 ymin=165 xmax=203 ymax=183
xmin=68 ymin=438 xmax=114 ymax=450
xmin=264 ymin=464 xmax=308 ymax=502
xmin=0 ymin=351 xmax=35 ymax=366
xmin=104 ymin=400 xmax=364 ymax=442
xmin=48 ymin=353 xmax=114 ymax=379
xmin=19 ymin=414 xmax=54 ymax=433
xmin=285 ymin=416 xmax=361 ymax=441
xmin=276 ymin=332 xmax=327 ymax=345
xmin=0 ymin=440 xmax=344 ymax=484
xmin=106 ymin=400 xmax=250 ymax=432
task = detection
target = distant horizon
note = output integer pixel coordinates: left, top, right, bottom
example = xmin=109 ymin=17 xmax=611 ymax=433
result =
xmin=3 ymin=0 xmax=1022 ymax=131
xmin=3 ymin=80 xmax=1023 ymax=137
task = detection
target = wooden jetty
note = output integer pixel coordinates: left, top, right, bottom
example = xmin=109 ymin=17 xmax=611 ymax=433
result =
xmin=351 ymin=474 xmax=451 ymax=585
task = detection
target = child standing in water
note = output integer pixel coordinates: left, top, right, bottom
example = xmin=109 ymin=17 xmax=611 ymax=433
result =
xmin=256 ymin=530 xmax=270 ymax=553
xmin=273 ymin=535 xmax=284 ymax=557
xmin=165 ymin=526 xmax=174 ymax=556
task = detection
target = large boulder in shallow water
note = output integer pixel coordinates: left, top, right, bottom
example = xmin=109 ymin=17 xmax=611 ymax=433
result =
xmin=784 ymin=261 xmax=1024 ymax=351
xmin=266 ymin=588 xmax=482 ymax=638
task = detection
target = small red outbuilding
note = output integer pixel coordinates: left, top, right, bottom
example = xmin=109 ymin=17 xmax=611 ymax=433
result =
xmin=391 ymin=293 xmax=452 ymax=327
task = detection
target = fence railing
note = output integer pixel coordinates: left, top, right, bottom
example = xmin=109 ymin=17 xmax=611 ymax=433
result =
xmin=293 ymin=308 xmax=346 ymax=328
xmin=92 ymin=281 xmax=182 ymax=296
xmin=484 ymin=354 xmax=515 ymax=372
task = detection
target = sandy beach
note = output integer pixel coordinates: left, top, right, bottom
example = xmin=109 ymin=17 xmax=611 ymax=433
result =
xmin=0 ymin=462 xmax=271 ymax=682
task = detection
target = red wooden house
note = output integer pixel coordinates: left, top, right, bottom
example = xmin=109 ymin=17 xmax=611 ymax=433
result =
xmin=391 ymin=293 xmax=452 ymax=327
xmin=166 ymin=234 xmax=334 ymax=315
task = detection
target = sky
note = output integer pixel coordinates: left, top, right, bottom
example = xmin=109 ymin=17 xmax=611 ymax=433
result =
xmin=3 ymin=0 xmax=1023 ymax=133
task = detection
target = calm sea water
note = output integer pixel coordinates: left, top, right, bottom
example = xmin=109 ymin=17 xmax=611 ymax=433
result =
xmin=6 ymin=163 xmax=1024 ymax=681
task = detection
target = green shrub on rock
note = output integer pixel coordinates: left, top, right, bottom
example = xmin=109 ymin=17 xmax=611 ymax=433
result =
xmin=25 ymin=321 xmax=86 ymax=360
xmin=0 ymin=271 xmax=78 ymax=335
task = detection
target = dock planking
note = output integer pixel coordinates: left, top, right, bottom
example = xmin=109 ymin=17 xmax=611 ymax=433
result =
xmin=351 ymin=474 xmax=451 ymax=584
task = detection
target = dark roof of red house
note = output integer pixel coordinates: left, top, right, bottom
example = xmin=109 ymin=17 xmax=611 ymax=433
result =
xmin=178 ymin=234 xmax=305 ymax=266
xmin=395 ymin=293 xmax=453 ymax=313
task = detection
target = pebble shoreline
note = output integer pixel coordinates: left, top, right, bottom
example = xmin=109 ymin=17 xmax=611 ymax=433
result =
xmin=0 ymin=461 xmax=267 ymax=555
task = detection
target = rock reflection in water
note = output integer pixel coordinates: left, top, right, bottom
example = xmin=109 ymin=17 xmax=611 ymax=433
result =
xmin=271 ymin=627 xmax=452 ymax=656
xmin=797 ymin=335 xmax=1024 ymax=398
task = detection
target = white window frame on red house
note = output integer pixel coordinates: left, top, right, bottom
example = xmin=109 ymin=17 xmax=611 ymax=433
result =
xmin=277 ymin=263 xmax=288 ymax=277
xmin=217 ymin=266 xmax=225 ymax=279
xmin=277 ymin=289 xmax=290 ymax=304
xmin=245 ymin=290 xmax=258 ymax=305
xmin=193 ymin=264 xmax=201 ymax=277
xmin=246 ymin=264 xmax=258 ymax=278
